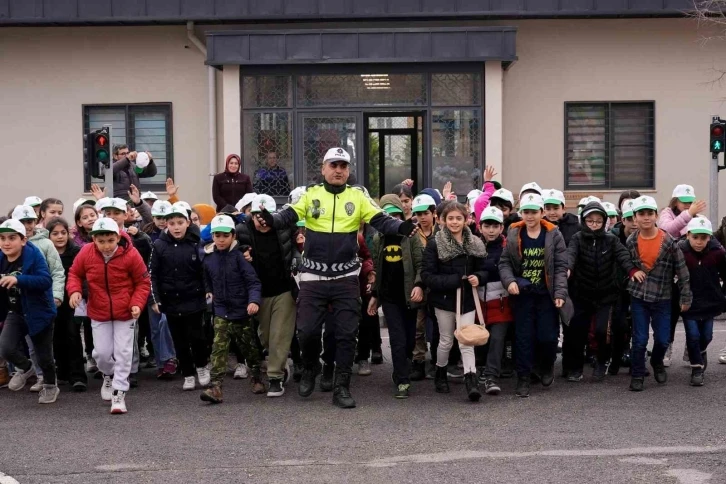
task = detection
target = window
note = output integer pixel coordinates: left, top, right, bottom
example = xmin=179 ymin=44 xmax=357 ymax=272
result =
xmin=565 ymin=102 xmax=654 ymax=190
xmin=83 ymin=103 xmax=173 ymax=191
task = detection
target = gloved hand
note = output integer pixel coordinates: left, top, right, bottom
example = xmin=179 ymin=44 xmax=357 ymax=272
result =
xmin=258 ymin=209 xmax=274 ymax=228
xmin=398 ymin=219 xmax=419 ymax=237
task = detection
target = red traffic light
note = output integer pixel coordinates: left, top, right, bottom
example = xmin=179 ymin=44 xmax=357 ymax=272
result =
xmin=712 ymin=126 xmax=724 ymax=137
xmin=96 ymin=134 xmax=108 ymax=146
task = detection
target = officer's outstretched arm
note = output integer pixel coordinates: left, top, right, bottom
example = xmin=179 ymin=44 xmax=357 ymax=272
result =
xmin=260 ymin=206 xmax=299 ymax=230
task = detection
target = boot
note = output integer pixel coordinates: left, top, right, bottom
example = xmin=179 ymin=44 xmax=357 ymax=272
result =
xmin=410 ymin=360 xmax=426 ymax=381
xmin=515 ymin=377 xmax=530 ymax=398
xmin=592 ymin=362 xmax=607 ymax=382
xmin=464 ymin=372 xmax=481 ymax=402
xmin=320 ymin=363 xmax=334 ymax=392
xmin=434 ymin=365 xmax=450 ymax=394
xmin=298 ymin=363 xmax=321 ymax=397
xmin=690 ymin=367 xmax=705 ymax=386
xmin=200 ymin=385 xmax=223 ymax=404
xmin=332 ymin=371 xmax=356 ymax=409
xmin=629 ymin=377 xmax=644 ymax=392
xmin=652 ymin=364 xmax=667 ymax=384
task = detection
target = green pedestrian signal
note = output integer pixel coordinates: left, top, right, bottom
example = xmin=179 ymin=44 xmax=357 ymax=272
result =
xmin=711 ymin=122 xmax=725 ymax=154
xmin=714 ymin=140 xmax=722 ymax=151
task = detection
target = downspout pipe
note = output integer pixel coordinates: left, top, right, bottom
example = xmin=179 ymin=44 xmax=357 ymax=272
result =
xmin=186 ymin=21 xmax=217 ymax=205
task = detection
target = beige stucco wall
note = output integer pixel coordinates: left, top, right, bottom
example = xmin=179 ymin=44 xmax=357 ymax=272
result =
xmin=0 ymin=26 xmax=212 ymax=211
xmin=501 ymin=18 xmax=726 ymax=217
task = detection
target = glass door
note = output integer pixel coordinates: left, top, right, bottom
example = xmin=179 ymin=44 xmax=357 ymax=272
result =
xmin=298 ymin=113 xmax=360 ymax=187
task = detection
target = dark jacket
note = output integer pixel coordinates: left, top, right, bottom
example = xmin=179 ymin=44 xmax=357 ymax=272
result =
xmin=128 ymin=229 xmax=153 ymax=266
xmin=610 ymin=222 xmax=629 ymax=247
xmin=499 ymin=219 xmax=574 ymax=324
xmin=113 ymin=155 xmax=158 ymax=199
xmin=235 ymin=218 xmax=294 ymax=272
xmin=481 ymin=236 xmax=513 ymax=324
xmin=553 ymin=212 xmax=580 ymax=247
xmin=150 ymin=229 xmax=206 ymax=316
xmin=212 ymin=154 xmax=253 ymax=212
xmin=422 ymin=227 xmax=488 ymax=314
xmin=202 ymin=240 xmax=262 ymax=320
xmin=372 ymin=231 xmax=424 ymax=309
xmin=58 ymin=241 xmax=82 ymax=312
xmin=678 ymin=239 xmax=726 ymax=320
xmin=0 ymin=242 xmax=56 ymax=336
xmin=567 ymin=204 xmax=636 ymax=304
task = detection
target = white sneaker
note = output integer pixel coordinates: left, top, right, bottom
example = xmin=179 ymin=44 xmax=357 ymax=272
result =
xmin=101 ymin=375 xmax=114 ymax=401
xmin=29 ymin=375 xmax=44 ymax=393
xmin=38 ymin=384 xmax=60 ymax=404
xmin=719 ymin=347 xmax=726 ymax=364
xmin=233 ymin=363 xmax=248 ymax=380
xmin=196 ymin=367 xmax=211 ymax=387
xmin=358 ymin=361 xmax=372 ymax=376
xmin=8 ymin=366 xmax=36 ymax=391
xmin=183 ymin=376 xmax=196 ymax=391
xmin=663 ymin=343 xmax=673 ymax=367
xmin=110 ymin=391 xmax=127 ymax=414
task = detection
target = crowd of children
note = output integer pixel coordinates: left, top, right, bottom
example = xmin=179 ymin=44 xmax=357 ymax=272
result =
xmin=1 ymin=158 xmax=726 ymax=413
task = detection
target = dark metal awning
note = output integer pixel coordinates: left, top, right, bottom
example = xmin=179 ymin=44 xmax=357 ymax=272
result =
xmin=206 ymin=27 xmax=517 ymax=66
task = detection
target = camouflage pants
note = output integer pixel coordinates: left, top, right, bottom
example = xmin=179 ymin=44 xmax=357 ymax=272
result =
xmin=210 ymin=317 xmax=261 ymax=386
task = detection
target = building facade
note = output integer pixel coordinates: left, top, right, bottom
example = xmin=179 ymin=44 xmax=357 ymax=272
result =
xmin=2 ymin=1 xmax=725 ymax=217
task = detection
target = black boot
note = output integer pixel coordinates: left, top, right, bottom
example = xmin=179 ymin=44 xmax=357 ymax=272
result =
xmin=592 ymin=363 xmax=606 ymax=382
xmin=332 ymin=371 xmax=356 ymax=408
xmin=629 ymin=376 xmax=644 ymax=392
xmin=320 ymin=363 xmax=334 ymax=392
xmin=410 ymin=360 xmax=426 ymax=381
xmin=515 ymin=377 xmax=530 ymax=398
xmin=540 ymin=365 xmax=554 ymax=387
xmin=298 ymin=363 xmax=321 ymax=397
xmin=434 ymin=365 xmax=450 ymax=393
xmin=690 ymin=367 xmax=705 ymax=386
xmin=652 ymin=364 xmax=667 ymax=384
xmin=464 ymin=372 xmax=481 ymax=402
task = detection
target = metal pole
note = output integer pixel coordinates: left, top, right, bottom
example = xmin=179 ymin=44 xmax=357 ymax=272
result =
xmin=103 ymin=124 xmax=113 ymax=196
xmin=710 ymin=115 xmax=720 ymax=224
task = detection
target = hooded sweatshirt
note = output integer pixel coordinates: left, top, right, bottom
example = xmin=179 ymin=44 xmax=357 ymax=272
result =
xmin=212 ymin=154 xmax=253 ymax=212
xmin=551 ymin=212 xmax=580 ymax=247
xmin=30 ymin=227 xmax=65 ymax=302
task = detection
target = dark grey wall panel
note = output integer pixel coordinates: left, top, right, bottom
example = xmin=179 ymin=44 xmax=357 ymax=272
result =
xmin=0 ymin=0 xmax=694 ymax=25
xmin=207 ymin=27 xmax=517 ymax=65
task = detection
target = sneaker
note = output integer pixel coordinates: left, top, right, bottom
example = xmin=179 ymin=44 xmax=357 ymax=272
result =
xmin=394 ymin=383 xmax=410 ymax=399
xmin=196 ymin=367 xmax=211 ymax=387
xmin=718 ymin=347 xmax=726 ymax=364
xmin=484 ymin=378 xmax=501 ymax=395
xmin=267 ymin=378 xmax=285 ymax=397
xmin=629 ymin=377 xmax=644 ymax=392
xmin=566 ymin=371 xmax=583 ymax=383
xmin=358 ymin=360 xmax=372 ymax=376
xmin=515 ymin=377 xmax=530 ymax=398
xmin=663 ymin=343 xmax=673 ymax=367
xmin=476 ymin=366 xmax=487 ymax=384
xmin=653 ymin=364 xmax=668 ymax=384
xmin=250 ymin=376 xmax=266 ymax=394
xmin=110 ymin=390 xmax=127 ymax=414
xmin=592 ymin=363 xmax=606 ymax=382
xmin=101 ymin=375 xmax=114 ymax=401
xmin=371 ymin=349 xmax=383 ymax=365
xmin=38 ymin=384 xmax=59 ymax=404
xmin=233 ymin=363 xmax=249 ymax=380
xmin=201 ymin=385 xmax=223 ymax=404
xmin=72 ymin=381 xmax=88 ymax=392
xmin=156 ymin=359 xmax=177 ymax=380
xmin=183 ymin=376 xmax=196 ymax=391
xmin=447 ymin=364 xmax=464 ymax=379
xmin=8 ymin=366 xmax=36 ymax=391
xmin=690 ymin=368 xmax=705 ymax=386
xmin=0 ymin=366 xmax=9 ymax=388
xmin=86 ymin=356 xmax=98 ymax=374
xmin=29 ymin=375 xmax=44 ymax=392
xmin=292 ymin=362 xmax=303 ymax=382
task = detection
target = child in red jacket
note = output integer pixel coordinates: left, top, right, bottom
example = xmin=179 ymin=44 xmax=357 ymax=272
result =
xmin=67 ymin=218 xmax=150 ymax=414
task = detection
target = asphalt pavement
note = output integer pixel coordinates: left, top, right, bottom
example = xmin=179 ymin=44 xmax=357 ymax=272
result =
xmin=1 ymin=325 xmax=726 ymax=484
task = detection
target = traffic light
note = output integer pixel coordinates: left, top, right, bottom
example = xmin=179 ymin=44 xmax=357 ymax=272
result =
xmin=710 ymin=121 xmax=725 ymax=154
xmin=85 ymin=127 xmax=111 ymax=178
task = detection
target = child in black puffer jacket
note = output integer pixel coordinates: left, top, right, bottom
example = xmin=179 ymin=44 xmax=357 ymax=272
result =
xmin=565 ymin=201 xmax=643 ymax=382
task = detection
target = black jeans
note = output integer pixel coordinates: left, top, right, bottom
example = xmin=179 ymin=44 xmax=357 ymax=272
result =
xmin=166 ymin=311 xmax=209 ymax=377
xmin=297 ymin=276 xmax=360 ymax=374
xmin=322 ymin=310 xmax=336 ymax=366
xmin=513 ymin=292 xmax=559 ymax=378
xmin=355 ymin=293 xmax=381 ymax=362
xmin=53 ymin=306 xmax=87 ymax=384
xmin=564 ymin=300 xmax=623 ymax=373
xmin=82 ymin=317 xmax=94 ymax=357
xmin=382 ymin=301 xmax=417 ymax=385
xmin=0 ymin=312 xmax=56 ymax=383
xmin=474 ymin=323 xmax=510 ymax=378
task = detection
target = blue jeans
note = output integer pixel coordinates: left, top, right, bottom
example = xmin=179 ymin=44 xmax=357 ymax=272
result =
xmin=630 ymin=297 xmax=670 ymax=377
xmin=148 ymin=305 xmax=176 ymax=366
xmin=682 ymin=318 xmax=713 ymax=367
xmin=513 ymin=292 xmax=559 ymax=378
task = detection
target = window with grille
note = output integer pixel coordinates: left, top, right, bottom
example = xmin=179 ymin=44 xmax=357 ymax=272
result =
xmin=83 ymin=103 xmax=173 ymax=191
xmin=565 ymin=102 xmax=654 ymax=190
